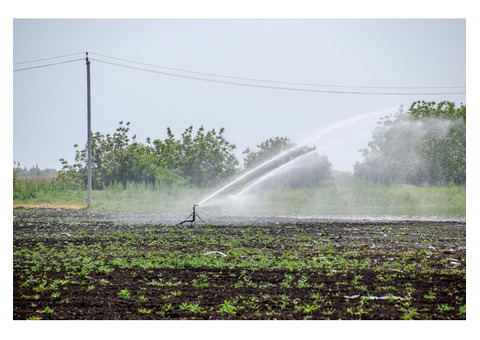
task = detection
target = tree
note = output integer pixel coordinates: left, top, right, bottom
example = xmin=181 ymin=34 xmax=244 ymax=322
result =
xmin=152 ymin=126 xmax=240 ymax=187
xmin=59 ymin=122 xmax=240 ymax=189
xmin=60 ymin=121 xmax=138 ymax=189
xmin=243 ymin=137 xmax=296 ymax=170
xmin=242 ymin=136 xmax=332 ymax=188
xmin=354 ymin=101 xmax=466 ymax=186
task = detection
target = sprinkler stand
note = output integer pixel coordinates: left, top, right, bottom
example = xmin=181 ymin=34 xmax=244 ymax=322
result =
xmin=179 ymin=204 xmax=205 ymax=226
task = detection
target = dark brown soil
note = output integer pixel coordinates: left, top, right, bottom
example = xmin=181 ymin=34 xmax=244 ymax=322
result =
xmin=13 ymin=208 xmax=466 ymax=320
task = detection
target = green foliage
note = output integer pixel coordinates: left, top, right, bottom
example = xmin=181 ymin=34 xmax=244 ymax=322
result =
xmin=13 ymin=169 xmax=38 ymax=199
xmin=59 ymin=122 xmax=239 ymax=189
xmin=218 ymin=300 xmax=237 ymax=315
xmin=458 ymin=305 xmax=466 ymax=318
xmin=248 ymin=183 xmax=464 ymax=217
xmin=243 ymin=137 xmax=296 ymax=169
xmin=354 ymin=101 xmax=466 ymax=186
xmin=436 ymin=304 xmax=454 ymax=313
xmin=117 ymin=289 xmax=131 ymax=300
xmin=13 ymin=168 xmax=82 ymax=201
xmin=242 ymin=136 xmax=332 ymax=189
xmin=179 ymin=302 xmax=206 ymax=314
xmin=154 ymin=125 xmax=240 ymax=187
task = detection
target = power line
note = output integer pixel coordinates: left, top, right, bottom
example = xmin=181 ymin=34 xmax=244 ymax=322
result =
xmin=12 ymin=51 xmax=466 ymax=95
xmin=13 ymin=52 xmax=85 ymax=65
xmin=13 ymin=58 xmax=85 ymax=72
xmin=90 ymin=58 xmax=466 ymax=96
xmin=90 ymin=52 xmax=465 ymax=90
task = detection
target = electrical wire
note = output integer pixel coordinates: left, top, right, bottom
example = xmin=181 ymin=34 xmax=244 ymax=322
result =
xmin=89 ymin=52 xmax=466 ymax=90
xmin=13 ymin=58 xmax=85 ymax=72
xmin=90 ymin=58 xmax=466 ymax=96
xmin=13 ymin=52 xmax=86 ymax=65
xmin=12 ymin=51 xmax=466 ymax=95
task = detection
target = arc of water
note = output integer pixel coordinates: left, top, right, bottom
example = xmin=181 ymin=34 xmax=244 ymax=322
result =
xmin=196 ymin=108 xmax=391 ymax=206
xmin=297 ymin=109 xmax=391 ymax=147
xmin=234 ymin=150 xmax=318 ymax=197
xmin=196 ymin=143 xmax=309 ymax=206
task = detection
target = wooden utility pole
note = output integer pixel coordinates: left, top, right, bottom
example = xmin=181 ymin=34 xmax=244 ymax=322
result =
xmin=86 ymin=52 xmax=92 ymax=209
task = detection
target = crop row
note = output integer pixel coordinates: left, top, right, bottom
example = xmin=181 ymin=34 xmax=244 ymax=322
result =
xmin=13 ymin=208 xmax=466 ymax=320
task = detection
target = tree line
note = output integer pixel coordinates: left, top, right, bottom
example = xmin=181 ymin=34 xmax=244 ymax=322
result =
xmin=50 ymin=100 xmax=466 ymax=192
xmin=59 ymin=122 xmax=238 ymax=189
xmin=354 ymin=100 xmax=466 ymax=186
xmin=57 ymin=122 xmax=333 ymax=191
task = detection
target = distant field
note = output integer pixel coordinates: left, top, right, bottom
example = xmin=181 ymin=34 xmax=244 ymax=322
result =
xmin=13 ymin=181 xmax=466 ymax=217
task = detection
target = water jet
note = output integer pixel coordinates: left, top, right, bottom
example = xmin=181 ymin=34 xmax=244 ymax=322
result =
xmin=195 ymin=109 xmax=387 ymax=208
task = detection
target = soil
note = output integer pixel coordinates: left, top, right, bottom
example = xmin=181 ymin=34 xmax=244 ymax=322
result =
xmin=13 ymin=208 xmax=466 ymax=320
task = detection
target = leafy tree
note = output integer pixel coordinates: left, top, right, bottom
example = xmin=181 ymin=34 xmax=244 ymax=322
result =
xmin=151 ymin=126 xmax=239 ymax=187
xmin=60 ymin=121 xmax=138 ymax=189
xmin=243 ymin=137 xmax=296 ymax=170
xmin=354 ymin=101 xmax=466 ymax=185
xmin=59 ymin=122 xmax=239 ymax=189
xmin=243 ymin=136 xmax=332 ymax=188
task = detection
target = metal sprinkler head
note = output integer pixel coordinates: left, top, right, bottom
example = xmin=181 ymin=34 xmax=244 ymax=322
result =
xmin=179 ymin=203 xmax=205 ymax=226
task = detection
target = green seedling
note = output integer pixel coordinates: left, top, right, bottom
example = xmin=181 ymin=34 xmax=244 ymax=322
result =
xmin=137 ymin=308 xmax=153 ymax=314
xmin=423 ymin=291 xmax=436 ymax=300
xmin=295 ymin=303 xmax=317 ymax=314
xmin=436 ymin=304 xmax=454 ymax=313
xmin=138 ymin=295 xmax=148 ymax=302
xmin=117 ymin=289 xmax=131 ymax=300
xmin=400 ymin=307 xmax=419 ymax=320
xmin=50 ymin=292 xmax=61 ymax=300
xmin=43 ymin=306 xmax=53 ymax=314
xmin=280 ymin=274 xmax=294 ymax=288
xmin=218 ymin=300 xmax=237 ymax=315
xmin=179 ymin=302 xmax=206 ymax=314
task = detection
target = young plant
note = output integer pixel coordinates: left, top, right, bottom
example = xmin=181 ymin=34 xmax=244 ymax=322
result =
xmin=400 ymin=307 xmax=419 ymax=320
xmin=295 ymin=275 xmax=310 ymax=288
xmin=179 ymin=302 xmax=206 ymax=314
xmin=137 ymin=308 xmax=153 ymax=314
xmin=423 ymin=291 xmax=436 ymax=300
xmin=280 ymin=274 xmax=294 ymax=288
xmin=218 ymin=300 xmax=237 ymax=315
xmin=156 ymin=303 xmax=173 ymax=316
xmin=50 ymin=292 xmax=61 ymax=300
xmin=436 ymin=304 xmax=454 ymax=313
xmin=294 ymin=303 xmax=317 ymax=314
xmin=458 ymin=305 xmax=466 ymax=318
xmin=118 ymin=289 xmax=131 ymax=300
xmin=42 ymin=306 xmax=54 ymax=314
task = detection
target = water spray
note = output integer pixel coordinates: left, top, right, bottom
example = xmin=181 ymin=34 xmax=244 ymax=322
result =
xmin=234 ymin=149 xmax=318 ymax=197
xmin=196 ymin=109 xmax=389 ymax=207
xmin=179 ymin=204 xmax=205 ymax=226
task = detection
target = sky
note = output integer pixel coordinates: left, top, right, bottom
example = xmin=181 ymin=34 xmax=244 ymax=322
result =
xmin=12 ymin=16 xmax=466 ymax=172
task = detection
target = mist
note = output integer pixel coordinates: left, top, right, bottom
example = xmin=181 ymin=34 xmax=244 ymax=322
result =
xmin=100 ymin=108 xmax=465 ymax=224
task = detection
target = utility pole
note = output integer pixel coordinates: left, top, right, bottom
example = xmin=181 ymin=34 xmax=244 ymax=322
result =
xmin=86 ymin=52 xmax=92 ymax=209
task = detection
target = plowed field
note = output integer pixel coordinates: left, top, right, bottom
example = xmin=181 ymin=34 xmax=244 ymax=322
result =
xmin=13 ymin=208 xmax=466 ymax=320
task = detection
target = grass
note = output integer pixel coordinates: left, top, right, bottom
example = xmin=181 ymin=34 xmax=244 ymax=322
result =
xmin=13 ymin=179 xmax=465 ymax=217
xmin=13 ymin=189 xmax=86 ymax=208
xmin=257 ymin=181 xmax=465 ymax=216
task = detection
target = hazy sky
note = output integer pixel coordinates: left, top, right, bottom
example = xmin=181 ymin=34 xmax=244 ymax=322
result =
xmin=13 ymin=18 xmax=466 ymax=171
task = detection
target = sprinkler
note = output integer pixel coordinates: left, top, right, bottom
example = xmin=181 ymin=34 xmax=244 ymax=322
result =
xmin=179 ymin=204 xmax=205 ymax=226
